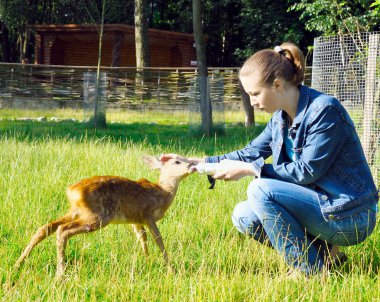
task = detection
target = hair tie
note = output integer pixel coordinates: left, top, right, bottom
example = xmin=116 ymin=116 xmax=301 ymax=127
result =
xmin=274 ymin=46 xmax=285 ymax=55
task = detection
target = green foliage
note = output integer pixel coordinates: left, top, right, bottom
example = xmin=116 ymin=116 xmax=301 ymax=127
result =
xmin=371 ymin=0 xmax=380 ymax=11
xmin=1 ymin=0 xmax=378 ymax=65
xmin=150 ymin=0 xmax=193 ymax=32
xmin=0 ymin=0 xmax=316 ymax=66
xmin=288 ymin=0 xmax=380 ymax=35
xmin=199 ymin=0 xmax=314 ymax=65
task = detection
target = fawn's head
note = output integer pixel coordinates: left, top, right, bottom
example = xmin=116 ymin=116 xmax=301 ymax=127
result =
xmin=143 ymin=155 xmax=193 ymax=181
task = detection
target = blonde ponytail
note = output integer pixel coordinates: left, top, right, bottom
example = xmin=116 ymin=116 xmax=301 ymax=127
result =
xmin=280 ymin=42 xmax=305 ymax=86
xmin=239 ymin=42 xmax=305 ymax=87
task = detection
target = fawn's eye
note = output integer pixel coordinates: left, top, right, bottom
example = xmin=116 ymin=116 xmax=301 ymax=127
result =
xmin=174 ymin=160 xmax=181 ymax=164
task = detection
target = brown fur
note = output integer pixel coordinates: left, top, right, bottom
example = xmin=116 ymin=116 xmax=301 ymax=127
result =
xmin=14 ymin=156 xmax=192 ymax=277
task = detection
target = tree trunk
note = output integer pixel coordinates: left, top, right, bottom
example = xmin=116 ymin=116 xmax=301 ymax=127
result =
xmin=135 ymin=0 xmax=151 ymax=68
xmin=21 ymin=29 xmax=33 ymax=64
xmin=110 ymin=31 xmax=124 ymax=92
xmin=93 ymin=0 xmax=107 ymax=129
xmin=192 ymin=0 xmax=212 ymax=136
xmin=0 ymin=22 xmax=11 ymax=62
xmin=111 ymin=31 xmax=124 ymax=67
xmin=134 ymin=0 xmax=151 ymax=100
xmin=239 ymin=79 xmax=255 ymax=127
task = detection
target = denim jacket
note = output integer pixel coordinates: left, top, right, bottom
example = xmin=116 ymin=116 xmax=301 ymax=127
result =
xmin=207 ymin=85 xmax=379 ymax=221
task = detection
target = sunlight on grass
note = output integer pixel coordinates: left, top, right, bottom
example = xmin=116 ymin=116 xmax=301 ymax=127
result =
xmin=0 ymin=108 xmax=379 ymax=301
xmin=0 ymin=107 xmax=272 ymax=125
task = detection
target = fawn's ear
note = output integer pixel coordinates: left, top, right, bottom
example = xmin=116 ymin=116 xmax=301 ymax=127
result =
xmin=142 ymin=155 xmax=163 ymax=170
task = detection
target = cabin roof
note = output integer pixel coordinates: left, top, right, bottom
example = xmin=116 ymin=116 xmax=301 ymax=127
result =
xmin=30 ymin=24 xmax=194 ymax=42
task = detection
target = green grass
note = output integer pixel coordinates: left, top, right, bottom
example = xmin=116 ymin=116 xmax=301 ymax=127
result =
xmin=1 ymin=109 xmax=379 ymax=301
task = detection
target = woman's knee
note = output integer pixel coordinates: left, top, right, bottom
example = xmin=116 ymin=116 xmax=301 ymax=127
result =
xmin=231 ymin=201 xmax=261 ymax=235
xmin=247 ymin=178 xmax=272 ymax=210
xmin=247 ymin=178 xmax=271 ymax=197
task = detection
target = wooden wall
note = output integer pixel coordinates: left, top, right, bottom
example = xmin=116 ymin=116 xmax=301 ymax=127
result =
xmin=33 ymin=25 xmax=196 ymax=67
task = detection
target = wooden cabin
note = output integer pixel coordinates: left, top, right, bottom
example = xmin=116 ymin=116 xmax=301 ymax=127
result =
xmin=31 ymin=24 xmax=196 ymax=67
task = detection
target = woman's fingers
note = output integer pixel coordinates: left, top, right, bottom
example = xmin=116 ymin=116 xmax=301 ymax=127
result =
xmin=188 ymin=166 xmax=198 ymax=173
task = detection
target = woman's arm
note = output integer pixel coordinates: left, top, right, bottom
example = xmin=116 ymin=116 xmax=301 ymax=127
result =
xmin=203 ymin=119 xmax=273 ymax=181
xmin=206 ymin=118 xmax=273 ymax=164
xmin=160 ymin=119 xmax=274 ymax=181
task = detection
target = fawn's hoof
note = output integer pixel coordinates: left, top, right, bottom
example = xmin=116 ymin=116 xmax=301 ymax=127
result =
xmin=167 ymin=265 xmax=176 ymax=275
xmin=13 ymin=260 xmax=23 ymax=270
xmin=55 ymin=272 xmax=66 ymax=282
xmin=56 ymin=266 xmax=67 ymax=281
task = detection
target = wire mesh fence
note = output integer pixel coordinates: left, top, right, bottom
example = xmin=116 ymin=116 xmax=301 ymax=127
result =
xmin=312 ymin=32 xmax=380 ymax=186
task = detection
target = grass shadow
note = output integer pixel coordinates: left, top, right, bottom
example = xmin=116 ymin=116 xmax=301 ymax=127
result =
xmin=0 ymin=119 xmax=265 ymax=154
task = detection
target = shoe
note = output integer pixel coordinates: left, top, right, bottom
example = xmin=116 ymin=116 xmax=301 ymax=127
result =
xmin=330 ymin=251 xmax=348 ymax=266
xmin=325 ymin=250 xmax=348 ymax=269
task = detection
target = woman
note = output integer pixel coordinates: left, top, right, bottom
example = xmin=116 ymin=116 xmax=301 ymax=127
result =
xmin=160 ymin=42 xmax=378 ymax=275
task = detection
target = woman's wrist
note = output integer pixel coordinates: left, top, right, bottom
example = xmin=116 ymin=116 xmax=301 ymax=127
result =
xmin=245 ymin=168 xmax=257 ymax=177
xmin=243 ymin=162 xmax=260 ymax=177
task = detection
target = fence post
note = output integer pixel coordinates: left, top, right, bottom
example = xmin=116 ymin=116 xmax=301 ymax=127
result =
xmin=10 ymin=67 xmax=14 ymax=104
xmin=157 ymin=69 xmax=161 ymax=101
xmin=50 ymin=70 xmax=54 ymax=102
xmin=363 ymin=33 xmax=380 ymax=183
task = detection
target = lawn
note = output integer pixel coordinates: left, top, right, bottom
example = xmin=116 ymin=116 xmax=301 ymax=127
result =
xmin=1 ymin=109 xmax=379 ymax=301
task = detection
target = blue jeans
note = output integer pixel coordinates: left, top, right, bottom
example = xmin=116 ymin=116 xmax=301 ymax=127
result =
xmin=232 ymin=178 xmax=377 ymax=275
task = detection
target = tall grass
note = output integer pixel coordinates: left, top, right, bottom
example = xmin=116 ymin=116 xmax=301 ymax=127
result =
xmin=0 ymin=110 xmax=379 ymax=301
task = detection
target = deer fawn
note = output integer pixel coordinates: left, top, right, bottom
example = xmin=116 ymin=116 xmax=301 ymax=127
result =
xmin=14 ymin=156 xmax=193 ymax=277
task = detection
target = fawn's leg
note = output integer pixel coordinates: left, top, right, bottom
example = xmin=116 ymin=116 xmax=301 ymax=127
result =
xmin=146 ymin=218 xmax=173 ymax=272
xmin=132 ymin=224 xmax=148 ymax=255
xmin=56 ymin=217 xmax=104 ymax=278
xmin=14 ymin=215 xmax=72 ymax=269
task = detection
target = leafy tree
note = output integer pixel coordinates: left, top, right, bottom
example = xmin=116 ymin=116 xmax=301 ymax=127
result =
xmin=5 ymin=0 xmax=376 ymax=67
xmin=149 ymin=0 xmax=193 ymax=32
xmin=195 ymin=0 xmax=315 ymax=66
xmin=233 ymin=0 xmax=314 ymax=64
xmin=0 ymin=0 xmax=39 ymax=62
xmin=202 ymin=0 xmax=243 ymax=66
xmin=289 ymin=0 xmax=380 ymax=35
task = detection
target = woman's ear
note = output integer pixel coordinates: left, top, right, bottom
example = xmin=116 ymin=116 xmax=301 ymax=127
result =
xmin=273 ymin=78 xmax=281 ymax=90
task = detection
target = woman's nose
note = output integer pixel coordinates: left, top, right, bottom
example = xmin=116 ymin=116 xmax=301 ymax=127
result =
xmin=250 ymin=97 xmax=257 ymax=107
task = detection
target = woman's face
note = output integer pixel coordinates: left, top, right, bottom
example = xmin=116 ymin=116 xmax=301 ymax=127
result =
xmin=240 ymin=72 xmax=282 ymax=114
